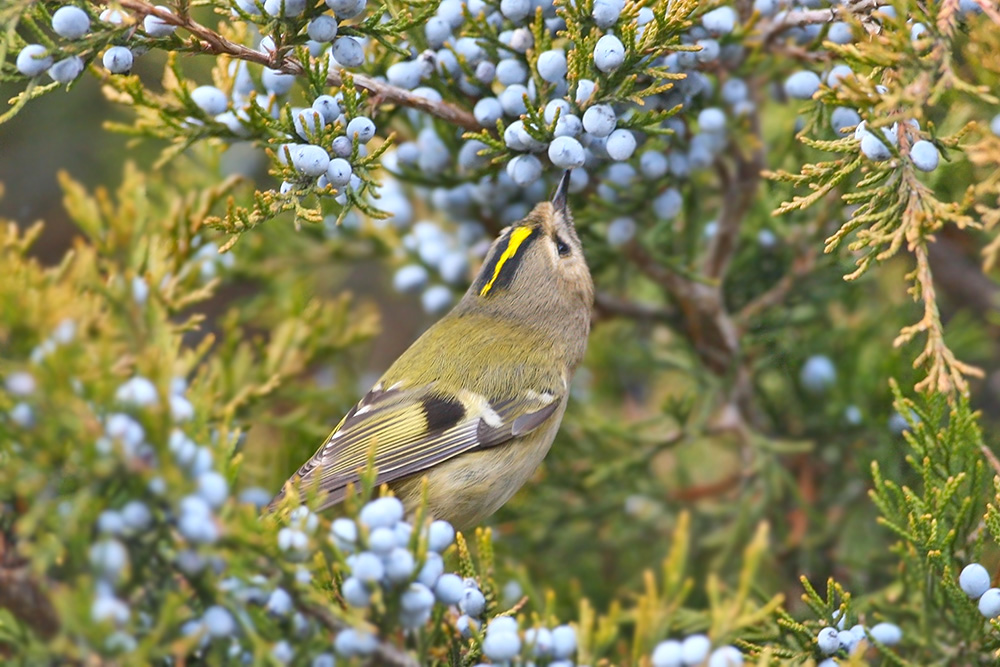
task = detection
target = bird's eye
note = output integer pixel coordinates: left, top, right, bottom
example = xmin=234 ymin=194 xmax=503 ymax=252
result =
xmin=555 ymin=235 xmax=571 ymax=256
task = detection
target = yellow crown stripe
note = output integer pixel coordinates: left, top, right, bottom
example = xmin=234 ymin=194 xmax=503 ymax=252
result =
xmin=479 ymin=226 xmax=535 ymax=296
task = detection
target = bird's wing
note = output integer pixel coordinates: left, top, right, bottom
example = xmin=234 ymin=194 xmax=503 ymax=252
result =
xmin=272 ymin=381 xmax=563 ymax=511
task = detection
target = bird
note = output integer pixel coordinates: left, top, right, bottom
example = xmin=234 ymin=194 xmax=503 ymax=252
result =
xmin=269 ymin=172 xmax=593 ymax=529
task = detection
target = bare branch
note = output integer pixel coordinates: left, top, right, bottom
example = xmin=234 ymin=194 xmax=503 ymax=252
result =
xmin=736 ymin=245 xmax=818 ymax=327
xmin=593 ymin=291 xmax=680 ymax=326
xmin=296 ymin=598 xmax=420 ymax=667
xmin=118 ymin=0 xmax=481 ymax=130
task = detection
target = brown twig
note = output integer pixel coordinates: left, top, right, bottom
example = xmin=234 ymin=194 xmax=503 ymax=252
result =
xmin=0 ymin=539 xmax=60 ymax=641
xmin=117 ymin=0 xmax=480 ymax=130
xmin=736 ymin=245 xmax=819 ymax=328
xmin=593 ymin=291 xmax=680 ymax=326
xmin=298 ymin=599 xmax=420 ymax=667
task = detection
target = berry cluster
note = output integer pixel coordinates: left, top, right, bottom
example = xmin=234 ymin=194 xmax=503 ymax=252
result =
xmin=650 ymin=634 xmax=743 ymax=667
xmin=813 ymin=612 xmax=902 ymax=665
xmin=959 ymin=562 xmax=1000 ymax=618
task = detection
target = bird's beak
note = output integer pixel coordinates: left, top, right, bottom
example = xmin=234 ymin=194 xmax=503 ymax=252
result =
xmin=551 ymin=170 xmax=571 ymax=214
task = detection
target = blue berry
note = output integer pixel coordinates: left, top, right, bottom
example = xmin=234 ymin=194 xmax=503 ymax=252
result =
xmin=960 ymin=563 xmax=991 ymax=598
xmin=543 ymin=99 xmax=572 ymax=125
xmin=401 ymin=582 xmax=436 ymax=613
xmin=606 ymin=217 xmax=636 ymax=246
xmin=500 ymin=0 xmax=532 ymax=22
xmin=979 ymin=588 xmax=1000 ymax=617
xmin=325 ymin=158 xmax=352 ymax=187
xmin=192 ymin=86 xmax=228 ymax=115
xmin=828 ymin=21 xmax=852 ymax=44
xmin=421 ymin=285 xmax=452 ymax=313
xmin=551 ymin=624 xmax=577 ymax=658
xmin=434 ymin=573 xmax=464 ymax=604
xmin=351 ymin=551 xmax=386 ymax=582
xmin=708 ymin=646 xmax=743 ymax=667
xmin=837 ymin=629 xmax=860 ymax=652
xmin=346 ymin=116 xmax=376 ymax=144
xmin=454 ymin=37 xmax=485 ymax=64
xmin=991 ymin=113 xmax=1000 ymax=137
xmin=592 ymin=0 xmax=624 ymax=27
xmin=368 ymin=526 xmax=397 ymax=554
xmin=197 ymin=472 xmax=229 ymax=508
xmin=264 ymin=0 xmax=307 ymax=15
xmin=427 ymin=519 xmax=455 ymax=552
xmin=98 ymin=510 xmax=126 ymax=535
xmin=103 ymin=46 xmax=134 ymax=74
xmin=334 ymin=628 xmax=378 ymax=656
xmin=115 ymin=376 xmax=158 ymax=406
xmin=89 ymin=538 xmax=129 ymax=581
xmin=640 ymin=151 xmax=668 ymax=179
xmin=702 ymin=6 xmax=737 ymax=34
xmin=696 ymin=38 xmax=721 ymax=63
xmin=333 ymin=36 xmax=364 ymax=67
xmin=699 ymin=108 xmax=727 ymax=133
xmin=507 ymin=154 xmax=542 ymax=186
xmin=784 ymin=70 xmax=821 ymax=99
xmin=387 ymin=60 xmax=427 ymax=89
xmin=459 ymin=586 xmax=486 ymax=616
xmin=583 ymin=104 xmax=616 ymax=137
xmin=575 ymin=79 xmax=597 ymax=105
xmin=651 ymin=640 xmax=683 ymax=667
xmin=393 ymin=264 xmax=429 ymax=293
xmin=554 ymin=113 xmax=582 ymax=137
xmin=548 ymin=136 xmax=586 ymax=169
xmin=308 ymin=15 xmax=338 ymax=42
xmin=860 ymin=133 xmax=891 ymax=161
xmin=438 ymin=0 xmax=465 ymax=28
xmin=474 ymin=97 xmax=504 ymax=127
xmin=537 ymin=49 xmax=567 ymax=82
xmin=341 ymin=576 xmax=372 ymax=607
xmin=831 ymin=107 xmax=861 ymax=135
xmin=721 ymin=78 xmax=748 ymax=105
xmin=869 ymin=622 xmax=902 ymax=645
xmin=457 ymin=614 xmax=480 ymax=638
xmin=425 ymin=17 xmax=452 ymax=48
xmin=92 ymin=594 xmax=131 ymax=624
xmin=203 ymin=606 xmax=236 ymax=638
xmin=653 ymin=188 xmax=683 ymax=219
xmin=121 ymin=501 xmax=152 ymax=531
xmin=499 ymin=84 xmax=531 ymax=116
xmin=262 ymin=67 xmax=295 ymax=94
xmin=605 ymin=129 xmax=636 ymax=161
xmin=291 ymin=145 xmax=331 ymax=177
xmin=326 ymin=0 xmax=366 ymax=19
xmin=417 ymin=127 xmax=451 ymax=173
xmin=680 ymin=634 xmax=711 ymax=665
xmin=526 ymin=627 xmax=553 ymax=656
xmin=52 ymin=6 xmax=91 ymax=39
xmin=910 ymin=140 xmax=940 ymax=171
xmin=816 ymin=627 xmax=839 ymax=655
xmin=483 ymin=630 xmax=521 ymax=661
xmin=144 ymin=6 xmax=176 ymax=37
xmin=385 ymin=547 xmax=416 ymax=582
xmin=46 ymin=55 xmax=82 ymax=83
xmin=594 ymin=34 xmax=625 ymax=72
xmin=800 ymin=355 xmax=836 ymax=394
xmin=826 ymin=64 xmax=853 ymax=88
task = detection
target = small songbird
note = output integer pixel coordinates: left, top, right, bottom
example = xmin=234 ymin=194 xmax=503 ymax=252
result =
xmin=270 ymin=172 xmax=593 ymax=529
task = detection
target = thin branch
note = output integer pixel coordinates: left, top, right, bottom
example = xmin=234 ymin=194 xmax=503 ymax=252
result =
xmin=118 ymin=0 xmax=481 ymax=130
xmin=297 ymin=597 xmax=420 ymax=667
xmin=736 ymin=245 xmax=818 ymax=327
xmin=593 ymin=291 xmax=680 ymax=326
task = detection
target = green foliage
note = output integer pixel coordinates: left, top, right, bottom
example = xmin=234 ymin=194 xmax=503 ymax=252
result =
xmin=3 ymin=0 xmax=1000 ymax=664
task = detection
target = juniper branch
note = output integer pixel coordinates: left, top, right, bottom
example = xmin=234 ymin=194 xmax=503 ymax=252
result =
xmin=117 ymin=0 xmax=480 ymax=130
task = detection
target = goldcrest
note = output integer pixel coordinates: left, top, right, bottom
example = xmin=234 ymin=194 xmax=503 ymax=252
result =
xmin=271 ymin=172 xmax=593 ymax=529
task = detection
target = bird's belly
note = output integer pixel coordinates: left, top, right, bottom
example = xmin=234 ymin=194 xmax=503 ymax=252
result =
xmin=392 ymin=425 xmax=558 ymax=530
